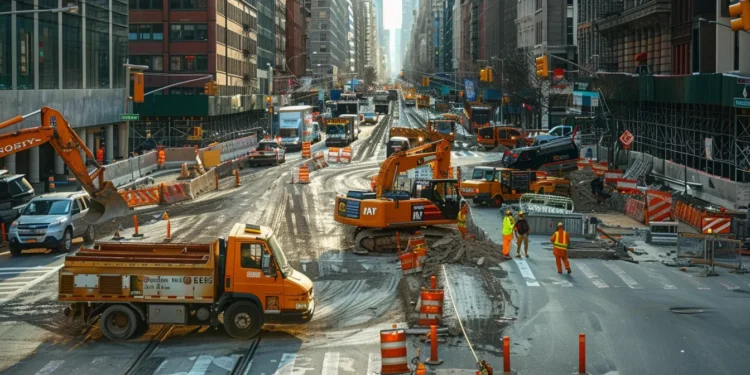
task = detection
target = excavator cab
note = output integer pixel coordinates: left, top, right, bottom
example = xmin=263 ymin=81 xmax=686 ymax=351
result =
xmin=413 ymin=179 xmax=460 ymax=220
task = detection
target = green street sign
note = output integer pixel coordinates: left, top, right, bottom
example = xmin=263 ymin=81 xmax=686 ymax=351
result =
xmin=120 ymin=113 xmax=139 ymax=121
xmin=734 ymin=98 xmax=750 ymax=109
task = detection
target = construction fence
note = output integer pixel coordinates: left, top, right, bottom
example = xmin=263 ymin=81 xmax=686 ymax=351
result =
xmin=676 ymin=232 xmax=745 ymax=272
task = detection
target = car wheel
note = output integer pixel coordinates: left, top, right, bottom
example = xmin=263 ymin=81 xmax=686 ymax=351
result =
xmin=223 ymin=301 xmax=263 ymax=339
xmin=100 ymin=305 xmax=141 ymax=340
xmin=83 ymin=226 xmax=95 ymax=244
xmin=57 ymin=228 xmax=72 ymax=253
xmin=9 ymin=244 xmax=22 ymax=257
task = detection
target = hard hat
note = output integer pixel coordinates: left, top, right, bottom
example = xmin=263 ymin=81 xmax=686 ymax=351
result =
xmin=518 ymin=211 xmax=524 ymax=216
xmin=557 ymin=222 xmax=564 ymax=227
xmin=506 ymin=210 xmax=512 ymax=215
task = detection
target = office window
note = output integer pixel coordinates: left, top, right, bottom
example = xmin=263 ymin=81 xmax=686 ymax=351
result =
xmin=567 ymin=17 xmax=573 ymax=45
xmin=62 ymin=13 xmax=83 ymax=89
xmin=170 ymin=24 xmax=208 ymax=41
xmin=536 ymin=0 xmax=542 ymax=11
xmin=130 ymin=55 xmax=164 ymax=71
xmin=0 ymin=12 xmax=9 ymax=89
xmin=86 ymin=17 xmax=110 ymax=89
xmin=320 ymin=45 xmax=327 ymax=53
xmin=114 ymin=24 xmax=128 ymax=88
xmin=170 ymin=0 xmax=208 ymax=9
xmin=39 ymin=11 xmax=60 ymax=89
xmin=130 ymin=0 xmax=163 ymax=9
xmin=319 ymin=11 xmax=328 ymax=19
xmin=170 ymin=55 xmax=208 ymax=71
xmin=16 ymin=1 xmax=34 ymax=89
xmin=131 ymin=24 xmax=163 ymax=40
xmin=320 ymin=33 xmax=327 ymax=41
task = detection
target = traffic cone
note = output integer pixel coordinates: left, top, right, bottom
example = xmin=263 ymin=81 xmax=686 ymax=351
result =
xmin=163 ymin=212 xmax=172 ymax=242
xmin=47 ymin=176 xmax=55 ymax=193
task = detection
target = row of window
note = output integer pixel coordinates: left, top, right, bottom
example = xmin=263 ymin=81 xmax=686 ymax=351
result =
xmin=128 ymin=24 xmax=208 ymax=42
xmin=129 ymin=55 xmax=208 ymax=72
xmin=217 ymin=25 xmax=257 ymax=54
xmin=217 ymin=55 xmax=254 ymax=78
xmin=128 ymin=0 xmax=207 ymax=10
xmin=217 ymin=0 xmax=257 ymax=32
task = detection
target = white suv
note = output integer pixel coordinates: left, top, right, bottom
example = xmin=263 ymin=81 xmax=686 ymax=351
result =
xmin=8 ymin=192 xmax=95 ymax=256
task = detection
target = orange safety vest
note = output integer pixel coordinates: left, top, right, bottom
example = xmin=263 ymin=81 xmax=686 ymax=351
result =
xmin=551 ymin=230 xmax=569 ymax=251
xmin=96 ymin=148 xmax=104 ymax=162
xmin=158 ymin=150 xmax=166 ymax=164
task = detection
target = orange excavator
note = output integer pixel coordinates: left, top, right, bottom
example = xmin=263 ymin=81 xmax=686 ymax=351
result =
xmin=334 ymin=139 xmax=460 ymax=253
xmin=0 ymin=107 xmax=130 ymax=224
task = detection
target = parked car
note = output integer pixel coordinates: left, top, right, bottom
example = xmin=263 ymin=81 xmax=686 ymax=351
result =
xmin=362 ymin=113 xmax=378 ymax=125
xmin=8 ymin=192 xmax=95 ymax=256
xmin=0 ymin=171 xmax=35 ymax=225
xmin=533 ymin=125 xmax=574 ymax=145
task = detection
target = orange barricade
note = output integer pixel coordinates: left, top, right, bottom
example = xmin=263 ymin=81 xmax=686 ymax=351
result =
xmin=418 ymin=289 xmax=444 ymax=327
xmin=603 ymin=170 xmax=623 ymax=184
xmin=301 ymin=142 xmax=311 ymax=158
xmin=615 ymin=178 xmax=640 ymax=194
xmin=702 ymin=216 xmax=732 ymax=234
xmin=406 ymin=232 xmax=427 ymax=272
xmin=297 ymin=165 xmax=310 ymax=184
xmin=312 ymin=151 xmax=327 ymax=169
xmin=121 ymin=186 xmax=161 ymax=208
xmin=398 ymin=251 xmax=416 ymax=275
xmin=380 ymin=328 xmax=410 ymax=374
xmin=590 ymin=160 xmax=608 ymax=176
xmin=328 ymin=147 xmax=340 ymax=163
xmin=624 ymin=197 xmax=646 ymax=223
xmin=645 ymin=190 xmax=673 ymax=224
xmin=340 ymin=147 xmax=352 ymax=163
xmin=160 ymin=183 xmax=190 ymax=204
xmin=576 ymin=159 xmax=590 ymax=170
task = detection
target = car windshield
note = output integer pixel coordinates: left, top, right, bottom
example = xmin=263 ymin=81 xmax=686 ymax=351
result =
xmin=267 ymin=235 xmax=291 ymax=278
xmin=23 ymin=200 xmax=71 ymax=215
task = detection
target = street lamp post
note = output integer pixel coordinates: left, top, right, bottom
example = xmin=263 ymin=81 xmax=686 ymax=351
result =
xmin=267 ymin=63 xmax=273 ymax=135
xmin=0 ymin=4 xmax=79 ymax=15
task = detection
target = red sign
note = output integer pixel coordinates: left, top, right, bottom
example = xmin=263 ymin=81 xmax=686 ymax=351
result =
xmin=553 ymin=68 xmax=565 ymax=80
xmin=619 ymin=130 xmax=634 ymax=150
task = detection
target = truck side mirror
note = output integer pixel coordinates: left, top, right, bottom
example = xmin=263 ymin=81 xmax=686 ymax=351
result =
xmin=261 ymin=253 xmax=272 ymax=275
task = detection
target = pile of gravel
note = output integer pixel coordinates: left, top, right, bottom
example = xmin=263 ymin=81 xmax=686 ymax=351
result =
xmin=422 ymin=232 xmax=505 ymax=268
xmin=568 ymin=169 xmax=619 ymax=213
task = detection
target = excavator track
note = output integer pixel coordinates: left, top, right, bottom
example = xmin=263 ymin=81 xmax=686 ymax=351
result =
xmin=352 ymin=226 xmax=456 ymax=255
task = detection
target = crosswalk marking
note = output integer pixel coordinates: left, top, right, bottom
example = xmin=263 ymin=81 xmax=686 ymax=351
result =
xmin=366 ymin=353 xmax=381 ymax=375
xmin=545 ymin=278 xmax=573 ymax=287
xmin=35 ymin=360 xmax=64 ymax=375
xmin=670 ymin=270 xmax=710 ymax=290
xmin=577 ymin=264 xmax=609 ymax=288
xmin=322 ymin=352 xmax=340 ymax=375
xmin=274 ymin=353 xmax=297 ymax=375
xmin=716 ymin=279 xmax=740 ymax=290
xmin=513 ymin=258 xmax=540 ymax=286
xmin=188 ymin=355 xmax=213 ymax=375
xmin=602 ymin=263 xmax=643 ymax=289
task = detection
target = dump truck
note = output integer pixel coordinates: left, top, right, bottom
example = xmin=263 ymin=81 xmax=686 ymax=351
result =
xmin=460 ymin=167 xmax=570 ymax=207
xmin=248 ymin=138 xmax=286 ymax=166
xmin=58 ymin=223 xmax=313 ymax=341
xmin=373 ymin=90 xmax=390 ymax=114
xmin=326 ymin=116 xmax=358 ymax=146
xmin=403 ymin=93 xmax=416 ymax=107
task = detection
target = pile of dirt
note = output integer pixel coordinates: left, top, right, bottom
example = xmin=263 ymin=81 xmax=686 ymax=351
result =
xmin=423 ymin=232 xmax=505 ymax=269
xmin=568 ymin=169 xmax=619 ymax=213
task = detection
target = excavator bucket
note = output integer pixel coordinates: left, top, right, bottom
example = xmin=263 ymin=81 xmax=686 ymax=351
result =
xmin=84 ymin=182 xmax=131 ymax=224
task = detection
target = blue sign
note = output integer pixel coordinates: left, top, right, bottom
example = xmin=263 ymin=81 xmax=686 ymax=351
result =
xmin=464 ymin=79 xmax=476 ymax=101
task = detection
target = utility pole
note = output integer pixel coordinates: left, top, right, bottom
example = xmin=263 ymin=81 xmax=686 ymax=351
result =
xmin=267 ymin=63 xmax=273 ymax=136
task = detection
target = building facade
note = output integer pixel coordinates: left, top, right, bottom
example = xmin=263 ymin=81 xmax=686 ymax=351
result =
xmin=443 ymin=0 xmax=455 ymax=73
xmin=275 ymin=0 xmax=287 ymax=73
xmin=310 ymin=0 xmax=349 ymax=76
xmin=0 ymin=0 xmax=128 ymax=189
xmin=484 ymin=0 xmax=505 ymax=59
xmin=285 ymin=0 xmax=309 ymax=78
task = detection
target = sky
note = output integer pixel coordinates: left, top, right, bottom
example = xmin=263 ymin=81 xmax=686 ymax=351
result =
xmin=383 ymin=0 xmax=402 ymax=30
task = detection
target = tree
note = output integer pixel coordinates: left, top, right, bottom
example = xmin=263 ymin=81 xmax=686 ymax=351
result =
xmin=363 ymin=66 xmax=377 ymax=92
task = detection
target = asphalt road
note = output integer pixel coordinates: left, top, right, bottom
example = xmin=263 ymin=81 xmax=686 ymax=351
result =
xmin=0 ymin=105 xmax=510 ymax=375
xmin=472 ymin=206 xmax=750 ymax=375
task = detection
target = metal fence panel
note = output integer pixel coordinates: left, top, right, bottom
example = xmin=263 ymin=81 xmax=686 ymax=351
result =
xmin=526 ymin=213 xmax=586 ymax=236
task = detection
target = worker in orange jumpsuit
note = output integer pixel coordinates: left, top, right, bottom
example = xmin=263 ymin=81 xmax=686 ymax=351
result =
xmin=502 ymin=210 xmax=515 ymax=257
xmin=550 ymin=222 xmax=571 ymax=274
xmin=96 ymin=145 xmax=105 ymax=164
xmin=457 ymin=202 xmax=468 ymax=239
xmin=157 ymin=146 xmax=166 ymax=170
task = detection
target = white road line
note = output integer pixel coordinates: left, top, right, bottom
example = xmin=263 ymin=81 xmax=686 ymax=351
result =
xmin=0 ymin=285 xmax=20 ymax=290
xmin=34 ymin=360 xmax=64 ymax=375
xmin=274 ymin=353 xmax=297 ymax=375
xmin=716 ymin=279 xmax=740 ymax=290
xmin=547 ymin=278 xmax=573 ymax=287
xmin=603 ymin=263 xmax=643 ymax=289
xmin=243 ymin=359 xmax=254 ymax=375
xmin=0 ymin=276 xmax=39 ymax=281
xmin=0 ymin=282 xmax=32 ymax=286
xmin=671 ymin=270 xmax=710 ymax=290
xmin=188 ymin=355 xmax=213 ymax=375
xmin=366 ymin=353 xmax=381 ymax=375
xmin=643 ymin=268 xmax=677 ymax=290
xmin=290 ymin=215 xmax=298 ymax=236
xmin=288 ymin=197 xmax=295 ymax=211
xmin=513 ymin=258 xmax=540 ymax=286
xmin=577 ymin=264 xmax=609 ymax=288
xmin=91 ymin=357 xmax=109 ymax=365
xmin=0 ymin=270 xmax=49 ymax=275
xmin=0 ymin=267 xmax=57 ymax=271
xmin=321 ymin=352 xmax=340 ymax=375
xmin=0 ymin=265 xmax=63 ymax=303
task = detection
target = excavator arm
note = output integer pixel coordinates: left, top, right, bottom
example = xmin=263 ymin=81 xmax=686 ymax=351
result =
xmin=0 ymin=107 xmax=130 ymax=224
xmin=375 ymin=139 xmax=451 ymax=198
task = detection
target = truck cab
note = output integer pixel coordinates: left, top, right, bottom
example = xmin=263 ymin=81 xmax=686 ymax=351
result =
xmin=459 ymin=167 xmax=568 ymax=207
xmin=477 ymin=126 xmax=527 ymax=150
xmin=387 ymin=136 xmax=411 ymax=157
xmin=340 ymin=114 xmax=360 ymax=141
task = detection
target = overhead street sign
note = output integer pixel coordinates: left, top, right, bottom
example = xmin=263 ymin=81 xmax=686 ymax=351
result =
xmin=120 ymin=113 xmax=140 ymax=121
xmin=734 ymin=98 xmax=750 ymax=108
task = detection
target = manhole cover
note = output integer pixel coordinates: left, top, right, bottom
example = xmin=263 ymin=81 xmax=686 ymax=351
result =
xmin=669 ymin=308 xmax=704 ymax=314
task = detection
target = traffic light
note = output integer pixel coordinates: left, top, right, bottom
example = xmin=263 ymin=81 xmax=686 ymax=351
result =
xmin=204 ymin=81 xmax=214 ymax=95
xmin=133 ymin=72 xmax=144 ymax=103
xmin=729 ymin=0 xmax=750 ymax=31
xmin=479 ymin=68 xmax=494 ymax=82
xmin=266 ymin=96 xmax=273 ymax=114
xmin=422 ymin=76 xmax=430 ymax=86
xmin=212 ymin=81 xmax=219 ymax=95
xmin=535 ymin=55 xmax=549 ymax=77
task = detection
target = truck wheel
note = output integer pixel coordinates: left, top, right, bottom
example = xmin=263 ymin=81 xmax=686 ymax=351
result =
xmin=224 ymin=301 xmax=263 ymax=339
xmin=491 ymin=196 xmax=504 ymax=208
xmin=83 ymin=226 xmax=95 ymax=244
xmin=100 ymin=305 xmax=141 ymax=340
xmin=9 ymin=244 xmax=22 ymax=257
xmin=57 ymin=228 xmax=72 ymax=253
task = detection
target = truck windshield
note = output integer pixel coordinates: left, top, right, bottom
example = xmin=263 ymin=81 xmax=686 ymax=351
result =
xmin=280 ymin=129 xmax=298 ymax=137
xmin=472 ymin=169 xmax=495 ymax=182
xmin=328 ymin=125 xmax=346 ymax=134
xmin=436 ymin=122 xmax=453 ymax=134
xmin=23 ymin=200 xmax=71 ymax=215
xmin=268 ymin=235 xmax=291 ymax=278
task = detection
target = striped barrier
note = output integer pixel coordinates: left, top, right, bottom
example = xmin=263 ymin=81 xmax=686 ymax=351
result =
xmin=398 ymin=251 xmax=416 ymax=275
xmin=160 ymin=183 xmax=191 ymax=204
xmin=576 ymin=159 xmax=590 ymax=170
xmin=297 ymin=165 xmax=310 ymax=184
xmin=645 ymin=190 xmax=672 ymax=224
xmin=590 ymin=160 xmax=608 ymax=177
xmin=328 ymin=147 xmax=340 ymax=163
xmin=615 ymin=178 xmax=640 ymax=194
xmin=703 ymin=216 xmax=732 ymax=234
xmin=624 ymin=197 xmax=646 ymax=223
xmin=380 ymin=328 xmax=410 ymax=374
xmin=418 ymin=289 xmax=444 ymax=327
xmin=301 ymin=142 xmax=311 ymax=158
xmin=603 ymin=170 xmax=624 ymax=184
xmin=121 ymin=186 xmax=161 ymax=208
xmin=340 ymin=147 xmax=352 ymax=163
xmin=311 ymin=151 xmax=327 ymax=170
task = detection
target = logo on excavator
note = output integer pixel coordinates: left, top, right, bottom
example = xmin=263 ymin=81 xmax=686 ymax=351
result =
xmin=412 ymin=205 xmax=424 ymax=221
xmin=363 ymin=207 xmax=377 ymax=215
xmin=0 ymin=138 xmax=42 ymax=154
xmin=338 ymin=201 xmax=347 ymax=214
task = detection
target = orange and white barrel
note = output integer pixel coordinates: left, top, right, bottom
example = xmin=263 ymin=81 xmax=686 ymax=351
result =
xmin=328 ymin=147 xmax=340 ymax=162
xmin=380 ymin=328 xmax=410 ymax=374
xmin=298 ymin=165 xmax=310 ymax=184
xmin=398 ymin=251 xmax=416 ymax=275
xmin=340 ymin=147 xmax=352 ymax=163
xmin=418 ymin=289 xmax=444 ymax=327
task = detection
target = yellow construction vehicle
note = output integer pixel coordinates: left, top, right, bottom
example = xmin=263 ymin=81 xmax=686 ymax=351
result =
xmin=334 ymin=139 xmax=459 ymax=253
xmin=416 ymin=95 xmax=430 ymax=109
xmin=0 ymin=107 xmax=129 ymax=223
xmin=426 ymin=119 xmax=457 ymax=143
xmin=459 ymin=166 xmax=570 ymax=207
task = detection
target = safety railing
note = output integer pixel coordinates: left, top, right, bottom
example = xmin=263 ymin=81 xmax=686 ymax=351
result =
xmin=519 ymin=193 xmax=575 ymax=214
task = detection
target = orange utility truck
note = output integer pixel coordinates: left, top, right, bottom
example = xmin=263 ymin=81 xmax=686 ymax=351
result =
xmin=58 ymin=223 xmax=313 ymax=340
xmin=459 ymin=167 xmax=570 ymax=207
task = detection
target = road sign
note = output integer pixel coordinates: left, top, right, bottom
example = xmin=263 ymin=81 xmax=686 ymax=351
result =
xmin=120 ymin=113 xmax=140 ymax=121
xmin=734 ymin=98 xmax=750 ymax=108
xmin=553 ymin=68 xmax=565 ymax=80
xmin=619 ymin=130 xmax=634 ymax=150
xmin=738 ymin=78 xmax=750 ymax=85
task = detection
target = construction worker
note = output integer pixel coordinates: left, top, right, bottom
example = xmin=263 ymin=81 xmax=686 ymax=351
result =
xmin=550 ymin=222 xmax=571 ymax=274
xmin=157 ymin=145 xmax=166 ymax=170
xmin=457 ymin=202 xmax=468 ymax=239
xmin=96 ymin=145 xmax=105 ymax=165
xmin=502 ymin=210 xmax=515 ymax=257
xmin=514 ymin=211 xmax=530 ymax=258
